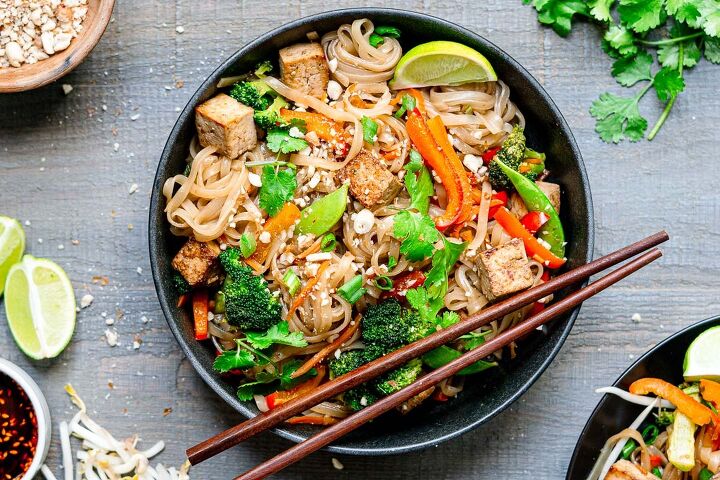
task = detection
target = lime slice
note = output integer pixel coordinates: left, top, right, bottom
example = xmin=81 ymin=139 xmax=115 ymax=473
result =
xmin=683 ymin=326 xmax=720 ymax=381
xmin=0 ymin=215 xmax=25 ymax=297
xmin=4 ymin=255 xmax=76 ymax=359
xmin=390 ymin=41 xmax=497 ymax=90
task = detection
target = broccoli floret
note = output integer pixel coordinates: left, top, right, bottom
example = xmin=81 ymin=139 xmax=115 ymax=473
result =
xmin=656 ymin=410 xmax=676 ymax=426
xmin=488 ymin=125 xmax=545 ymax=190
xmin=229 ymin=80 xmax=274 ymax=110
xmin=362 ymin=299 xmax=434 ymax=349
xmin=343 ymin=386 xmax=379 ymax=411
xmin=219 ymin=247 xmax=282 ymax=331
xmin=253 ymin=96 xmax=288 ymax=130
xmin=329 ymin=350 xmax=367 ymax=378
xmin=373 ymin=359 xmax=423 ymax=396
xmin=254 ymin=60 xmax=273 ymax=77
xmin=171 ymin=272 xmax=191 ymax=295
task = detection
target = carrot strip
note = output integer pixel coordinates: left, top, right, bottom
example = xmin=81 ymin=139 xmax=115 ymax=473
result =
xmin=266 ymin=366 xmax=326 ymax=409
xmin=192 ymin=290 xmax=209 ymax=341
xmin=250 ymin=203 xmax=301 ymax=264
xmin=493 ymin=207 xmax=566 ymax=269
xmin=390 ymin=89 xmax=426 ymax=115
xmin=177 ymin=294 xmax=188 ymax=308
xmin=427 ymin=115 xmax=473 ymax=223
xmin=279 ymin=109 xmax=347 ymax=142
xmin=291 ymin=315 xmax=361 ymax=379
xmin=286 ymin=261 xmax=330 ymax=321
xmin=700 ymin=379 xmax=720 ymax=407
xmin=630 ymin=378 xmax=718 ymax=426
xmin=286 ymin=415 xmax=339 ymax=426
xmin=296 ymin=236 xmax=323 ymax=260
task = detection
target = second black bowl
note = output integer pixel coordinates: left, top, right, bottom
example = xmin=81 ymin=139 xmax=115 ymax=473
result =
xmin=149 ymin=8 xmax=594 ymax=454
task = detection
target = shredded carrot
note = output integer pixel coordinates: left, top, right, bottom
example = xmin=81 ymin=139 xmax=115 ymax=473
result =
xmin=470 ymin=188 xmax=484 ymax=204
xmin=291 ymin=315 xmax=362 ymax=379
xmin=630 ymin=378 xmax=718 ymax=426
xmin=427 ymin=115 xmax=473 ymax=223
xmin=286 ymin=261 xmax=330 ymax=321
xmin=382 ymin=149 xmax=400 ymax=161
xmin=177 ymin=294 xmax=188 ymax=308
xmin=245 ymin=258 xmax=263 ymax=272
xmin=700 ymin=379 xmax=720 ymax=407
xmin=296 ymin=236 xmax=323 ymax=260
xmin=460 ymin=229 xmax=474 ymax=243
xmin=286 ymin=415 xmax=339 ymax=426
xmin=250 ymin=203 xmax=301 ymax=264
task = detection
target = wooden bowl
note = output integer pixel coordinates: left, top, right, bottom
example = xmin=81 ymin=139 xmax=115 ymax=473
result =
xmin=0 ymin=0 xmax=115 ymax=93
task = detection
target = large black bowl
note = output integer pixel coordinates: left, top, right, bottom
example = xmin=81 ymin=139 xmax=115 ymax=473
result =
xmin=149 ymin=8 xmax=594 ymax=455
xmin=566 ymin=316 xmax=720 ymax=479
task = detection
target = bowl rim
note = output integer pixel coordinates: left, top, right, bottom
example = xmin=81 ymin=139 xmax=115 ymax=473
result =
xmin=565 ymin=315 xmax=720 ymax=479
xmin=149 ymin=7 xmax=595 ymax=455
xmin=0 ymin=0 xmax=115 ymax=93
xmin=0 ymin=358 xmax=52 ymax=480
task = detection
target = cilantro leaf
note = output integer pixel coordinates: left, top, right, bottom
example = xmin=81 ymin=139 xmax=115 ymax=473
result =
xmin=235 ymin=360 xmax=316 ymax=400
xmin=438 ymin=311 xmax=461 ymax=329
xmin=590 ymin=92 xmax=648 ymax=142
xmin=387 ymin=255 xmax=398 ymax=270
xmin=611 ymin=52 xmax=654 ymax=86
xmin=213 ymin=347 xmax=257 ymax=373
xmin=604 ymin=24 xmax=640 ymax=57
xmin=459 ymin=330 xmax=492 ymax=351
xmin=361 ymin=116 xmax=378 ymax=144
xmin=266 ymin=127 xmax=308 ymax=154
xmin=393 ymin=211 xmax=440 ymax=262
xmin=654 ymin=67 xmax=686 ymax=101
xmin=245 ymin=321 xmax=308 ymax=350
xmin=278 ymin=359 xmax=317 ymax=389
xmin=526 ymin=0 xmax=590 ymax=36
xmin=589 ymin=0 xmax=615 ymax=21
xmin=658 ymin=41 xmax=702 ymax=67
xmin=259 ymin=165 xmax=296 ymax=216
xmin=698 ymin=1 xmax=720 ymax=36
xmin=669 ymin=0 xmax=702 ymax=26
xmin=424 ymin=237 xmax=466 ymax=301
xmin=394 ymin=94 xmax=417 ymax=118
xmin=705 ymin=37 xmax=720 ymax=63
xmin=618 ymin=0 xmax=665 ymax=33
xmin=403 ymin=151 xmax=434 ymax=214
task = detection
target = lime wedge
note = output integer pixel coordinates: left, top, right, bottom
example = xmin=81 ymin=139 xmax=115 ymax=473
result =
xmin=0 ymin=215 xmax=25 ymax=297
xmin=390 ymin=41 xmax=497 ymax=90
xmin=4 ymin=255 xmax=76 ymax=359
xmin=683 ymin=326 xmax=720 ymax=381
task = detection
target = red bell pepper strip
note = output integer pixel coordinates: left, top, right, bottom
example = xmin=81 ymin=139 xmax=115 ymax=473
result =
xmin=487 ymin=191 xmax=508 ymax=219
xmin=493 ymin=207 xmax=566 ymax=269
xmin=427 ymin=115 xmax=473 ymax=223
xmin=521 ymin=211 xmax=550 ymax=235
xmin=406 ymin=108 xmax=464 ymax=230
xmin=192 ymin=290 xmax=209 ymax=340
xmin=384 ymin=271 xmax=426 ymax=301
xmin=265 ymin=365 xmax=326 ymax=410
xmin=649 ymin=455 xmax=663 ymax=468
xmin=432 ymin=389 xmax=449 ymax=402
xmin=481 ymin=146 xmax=501 ymax=164
xmin=630 ymin=378 xmax=718 ymax=426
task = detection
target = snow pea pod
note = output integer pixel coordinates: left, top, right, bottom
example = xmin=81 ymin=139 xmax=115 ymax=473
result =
xmin=494 ymin=159 xmax=565 ymax=258
xmin=296 ymin=183 xmax=349 ymax=236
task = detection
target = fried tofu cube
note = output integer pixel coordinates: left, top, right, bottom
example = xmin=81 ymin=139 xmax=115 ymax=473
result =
xmin=279 ymin=42 xmax=329 ymax=99
xmin=537 ymin=181 xmax=561 ymax=214
xmin=335 ymin=150 xmax=402 ymax=209
xmin=476 ymin=238 xmax=534 ymax=302
xmin=195 ymin=93 xmax=257 ymax=159
xmin=605 ymin=460 xmax=657 ymax=480
xmin=172 ymin=238 xmax=223 ymax=287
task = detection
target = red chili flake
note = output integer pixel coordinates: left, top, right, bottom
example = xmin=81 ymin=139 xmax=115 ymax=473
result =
xmin=0 ymin=373 xmax=38 ymax=479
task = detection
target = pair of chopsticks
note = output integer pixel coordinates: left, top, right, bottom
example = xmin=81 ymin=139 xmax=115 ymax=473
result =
xmin=188 ymin=231 xmax=669 ymax=479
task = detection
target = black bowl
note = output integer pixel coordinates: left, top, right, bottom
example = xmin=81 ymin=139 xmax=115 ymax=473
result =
xmin=149 ymin=8 xmax=594 ymax=455
xmin=566 ymin=316 xmax=720 ymax=479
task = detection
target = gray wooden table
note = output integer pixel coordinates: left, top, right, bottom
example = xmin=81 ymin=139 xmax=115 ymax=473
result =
xmin=1 ymin=1 xmax=719 ymax=479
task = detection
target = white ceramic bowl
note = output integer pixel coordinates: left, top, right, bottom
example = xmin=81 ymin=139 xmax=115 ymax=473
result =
xmin=0 ymin=358 xmax=52 ymax=480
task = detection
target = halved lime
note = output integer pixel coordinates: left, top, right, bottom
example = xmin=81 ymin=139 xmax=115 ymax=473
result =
xmin=4 ymin=255 xmax=76 ymax=359
xmin=683 ymin=326 xmax=720 ymax=381
xmin=390 ymin=41 xmax=497 ymax=90
xmin=0 ymin=215 xmax=25 ymax=297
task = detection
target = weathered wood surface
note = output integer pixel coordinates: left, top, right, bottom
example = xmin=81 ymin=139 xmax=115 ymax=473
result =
xmin=1 ymin=1 xmax=719 ymax=478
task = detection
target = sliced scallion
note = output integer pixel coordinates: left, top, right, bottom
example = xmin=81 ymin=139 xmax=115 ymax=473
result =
xmin=320 ymin=233 xmax=336 ymax=252
xmin=239 ymin=233 xmax=256 ymax=258
xmin=338 ymin=275 xmax=366 ymax=304
xmin=282 ymin=269 xmax=301 ymax=295
xmin=373 ymin=275 xmax=393 ymax=291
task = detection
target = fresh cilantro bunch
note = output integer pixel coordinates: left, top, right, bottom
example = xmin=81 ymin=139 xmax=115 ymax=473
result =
xmin=523 ymin=0 xmax=720 ymax=142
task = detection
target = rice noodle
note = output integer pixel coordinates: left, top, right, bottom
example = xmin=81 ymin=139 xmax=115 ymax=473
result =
xmin=596 ymin=386 xmax=676 ymax=409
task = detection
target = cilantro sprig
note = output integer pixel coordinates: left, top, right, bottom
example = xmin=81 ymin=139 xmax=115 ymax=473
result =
xmin=524 ymin=0 xmax=720 ymax=142
xmin=258 ymin=164 xmax=297 ymax=217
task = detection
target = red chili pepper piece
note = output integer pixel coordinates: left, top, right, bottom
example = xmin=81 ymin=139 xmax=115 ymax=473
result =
xmin=520 ymin=211 xmax=551 ymax=235
xmin=383 ymin=271 xmax=426 ymax=301
xmin=481 ymin=146 xmax=501 ymax=164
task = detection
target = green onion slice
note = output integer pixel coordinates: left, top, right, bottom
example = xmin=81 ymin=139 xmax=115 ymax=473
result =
xmin=282 ymin=269 xmax=301 ymax=295
xmin=338 ymin=275 xmax=366 ymax=304
xmin=320 ymin=233 xmax=336 ymax=252
xmin=373 ymin=275 xmax=393 ymax=291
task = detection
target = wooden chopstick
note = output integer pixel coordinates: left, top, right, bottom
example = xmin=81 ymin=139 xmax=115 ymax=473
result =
xmin=187 ymin=230 xmax=668 ymax=465
xmin=232 ymin=247 xmax=663 ymax=480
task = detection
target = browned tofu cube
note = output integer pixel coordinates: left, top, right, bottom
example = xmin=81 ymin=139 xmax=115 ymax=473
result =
xmin=476 ymin=238 xmax=534 ymax=302
xmin=335 ymin=150 xmax=402 ymax=209
xmin=605 ymin=460 xmax=657 ymax=480
xmin=172 ymin=238 xmax=223 ymax=287
xmin=195 ymin=93 xmax=257 ymax=159
xmin=279 ymin=42 xmax=329 ymax=99
xmin=537 ymin=181 xmax=561 ymax=214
